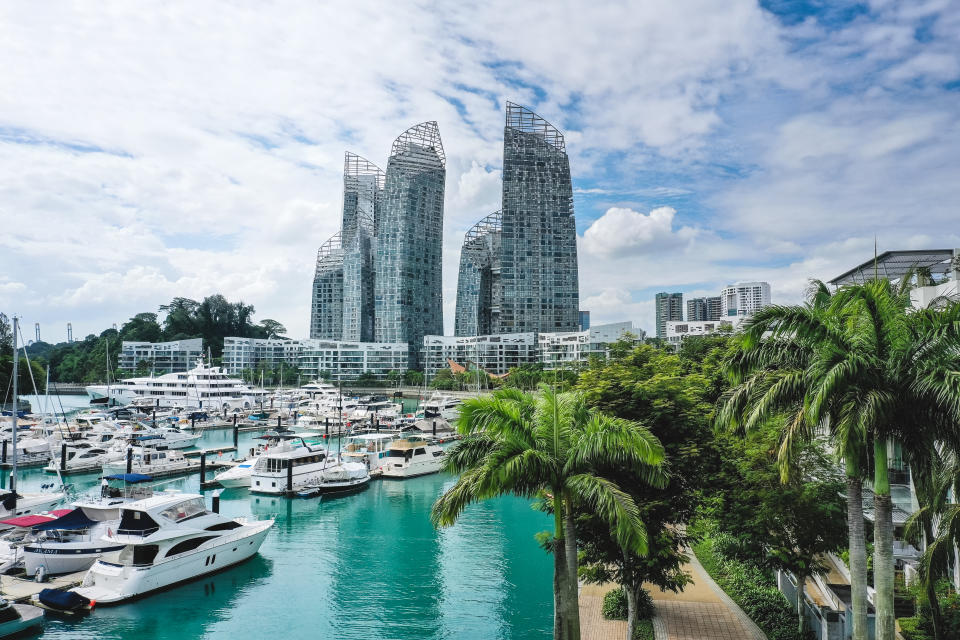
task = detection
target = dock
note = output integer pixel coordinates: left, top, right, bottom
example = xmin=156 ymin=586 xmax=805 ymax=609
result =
xmin=1 ymin=570 xmax=86 ymax=603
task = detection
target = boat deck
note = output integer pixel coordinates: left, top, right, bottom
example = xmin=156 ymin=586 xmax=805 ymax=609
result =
xmin=1 ymin=570 xmax=87 ymax=603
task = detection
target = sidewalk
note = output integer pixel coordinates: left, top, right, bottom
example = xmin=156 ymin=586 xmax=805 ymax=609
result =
xmin=580 ymin=550 xmax=766 ymax=640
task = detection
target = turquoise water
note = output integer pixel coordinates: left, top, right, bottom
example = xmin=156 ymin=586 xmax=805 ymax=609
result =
xmin=4 ymin=402 xmax=554 ymax=639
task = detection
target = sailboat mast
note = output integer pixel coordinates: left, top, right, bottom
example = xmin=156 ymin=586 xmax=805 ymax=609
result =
xmin=105 ymin=337 xmax=111 ymax=407
xmin=10 ymin=316 xmax=18 ymax=496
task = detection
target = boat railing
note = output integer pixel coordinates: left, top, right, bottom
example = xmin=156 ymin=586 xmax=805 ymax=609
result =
xmin=116 ymin=526 xmax=160 ymax=537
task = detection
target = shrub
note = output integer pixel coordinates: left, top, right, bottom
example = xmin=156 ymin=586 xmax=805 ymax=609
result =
xmin=602 ymin=588 xmax=627 ymax=620
xmin=633 ymin=619 xmax=654 ymax=640
xmin=897 ymin=616 xmax=931 ymax=640
xmin=634 ymin=587 xmax=655 ymax=621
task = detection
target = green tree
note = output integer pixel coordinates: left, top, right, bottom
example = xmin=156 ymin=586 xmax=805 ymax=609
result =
xmin=430 ymin=369 xmax=456 ymax=390
xmin=120 ymin=312 xmax=163 ymax=342
xmin=432 ymin=387 xmax=666 ymax=640
xmin=257 ymin=319 xmax=287 ymax=339
xmin=718 ymin=280 xmax=960 ymax=640
xmin=134 ymin=359 xmax=153 ymax=376
xmin=403 ymin=369 xmax=424 ymax=387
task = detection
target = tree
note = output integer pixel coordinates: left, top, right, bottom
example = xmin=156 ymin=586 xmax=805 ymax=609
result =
xmin=257 ymin=319 xmax=287 ymax=339
xmin=432 ymin=387 xmax=666 ymax=640
xmin=430 ymin=369 xmax=456 ymax=390
xmin=134 ymin=359 xmax=153 ymax=376
xmin=718 ymin=280 xmax=960 ymax=640
xmin=0 ymin=313 xmax=12 ymax=354
xmin=120 ymin=312 xmax=163 ymax=342
xmin=386 ymin=370 xmax=403 ymax=387
xmin=404 ymin=369 xmax=424 ymax=387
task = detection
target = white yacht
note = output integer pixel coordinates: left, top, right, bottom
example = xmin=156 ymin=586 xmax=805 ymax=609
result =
xmin=249 ymin=443 xmax=329 ymax=495
xmin=0 ymin=490 xmax=66 ymax=527
xmin=116 ymin=422 xmax=202 ymax=450
xmin=213 ymin=432 xmax=300 ymax=489
xmin=341 ymin=433 xmax=399 ymax=470
xmin=85 ymin=359 xmax=268 ymax=411
xmin=44 ymin=443 xmax=124 ymax=474
xmin=297 ymin=462 xmax=370 ymax=497
xmin=0 ymin=510 xmax=70 ymax=573
xmin=380 ymin=436 xmax=445 ymax=479
xmin=23 ymin=505 xmax=128 ymax=576
xmin=74 ymin=493 xmax=274 ymax=604
xmin=102 ymin=448 xmax=191 ymax=477
xmin=418 ymin=393 xmax=462 ymax=421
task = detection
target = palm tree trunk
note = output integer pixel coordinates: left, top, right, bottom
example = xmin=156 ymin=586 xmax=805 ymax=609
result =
xmin=847 ymin=470 xmax=869 ymax=640
xmin=625 ymin=585 xmax=638 ymax=640
xmin=563 ymin=492 xmax=581 ymax=622
xmin=921 ymin=519 xmax=944 ymax=640
xmin=874 ymin=439 xmax=895 ymax=640
xmin=553 ymin=491 xmax=580 ymax=640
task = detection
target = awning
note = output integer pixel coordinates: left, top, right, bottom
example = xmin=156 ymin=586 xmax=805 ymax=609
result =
xmin=105 ymin=473 xmax=153 ymax=483
xmin=32 ymin=508 xmax=99 ymax=531
xmin=0 ymin=509 xmax=72 ymax=528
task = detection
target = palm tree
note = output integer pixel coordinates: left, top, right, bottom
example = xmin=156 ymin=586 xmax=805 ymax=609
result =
xmin=431 ymin=386 xmax=666 ymax=640
xmin=719 ymin=280 xmax=960 ymax=640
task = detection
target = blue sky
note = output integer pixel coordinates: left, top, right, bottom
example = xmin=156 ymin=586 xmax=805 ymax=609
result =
xmin=1 ymin=0 xmax=958 ymax=339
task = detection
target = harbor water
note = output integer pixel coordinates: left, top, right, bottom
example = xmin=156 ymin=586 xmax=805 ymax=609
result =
xmin=4 ymin=397 xmax=554 ymax=639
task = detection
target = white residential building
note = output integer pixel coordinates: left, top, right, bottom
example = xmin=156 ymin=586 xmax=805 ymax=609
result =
xmin=422 ymin=333 xmax=537 ymax=380
xmin=221 ymin=337 xmax=302 ymax=375
xmin=119 ymin=338 xmax=203 ymax=374
xmin=297 ymin=339 xmax=409 ymax=382
xmin=538 ymin=321 xmax=639 ymax=370
xmin=720 ymin=281 xmax=771 ymax=321
xmin=665 ymin=320 xmax=735 ymax=345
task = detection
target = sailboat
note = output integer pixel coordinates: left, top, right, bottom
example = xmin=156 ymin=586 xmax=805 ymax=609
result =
xmin=0 ymin=317 xmax=65 ymax=524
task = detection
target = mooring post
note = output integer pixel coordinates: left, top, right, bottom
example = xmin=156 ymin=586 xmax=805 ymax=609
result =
xmin=287 ymin=462 xmax=293 ymax=494
xmin=2 ymin=440 xmax=7 ymax=464
xmin=126 ymin=447 xmax=133 ymax=474
xmin=233 ymin=418 xmax=239 ymax=449
xmin=200 ymin=452 xmax=206 ymax=484
xmin=60 ymin=443 xmax=67 ymax=472
xmin=433 ymin=420 xmax=437 ymax=437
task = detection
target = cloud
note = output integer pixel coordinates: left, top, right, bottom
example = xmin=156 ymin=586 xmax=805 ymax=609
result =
xmin=581 ymin=207 xmax=697 ymax=257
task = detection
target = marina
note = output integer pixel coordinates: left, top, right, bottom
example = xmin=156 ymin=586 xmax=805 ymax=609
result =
xmin=0 ymin=395 xmax=553 ymax=639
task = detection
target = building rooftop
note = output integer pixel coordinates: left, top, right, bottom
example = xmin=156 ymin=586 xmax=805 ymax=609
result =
xmin=506 ymin=102 xmax=565 ymax=152
xmin=829 ymin=249 xmax=957 ymax=286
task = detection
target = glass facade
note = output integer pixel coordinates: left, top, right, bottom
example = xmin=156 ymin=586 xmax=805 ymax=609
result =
xmin=654 ymin=292 xmax=683 ymax=339
xmin=341 ymin=153 xmax=383 ymax=342
xmin=374 ymin=121 xmax=446 ymax=367
xmin=310 ymin=232 xmax=344 ymax=339
xmin=686 ymin=296 xmax=721 ymax=322
xmin=456 ymin=102 xmax=579 ymax=336
xmin=454 ymin=211 xmax=501 ymax=336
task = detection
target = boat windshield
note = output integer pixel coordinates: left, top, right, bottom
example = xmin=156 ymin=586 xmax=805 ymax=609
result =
xmin=159 ymin=497 xmax=207 ymax=523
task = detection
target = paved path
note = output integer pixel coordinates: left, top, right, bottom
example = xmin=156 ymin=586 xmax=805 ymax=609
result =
xmin=580 ymin=550 xmax=766 ymax=640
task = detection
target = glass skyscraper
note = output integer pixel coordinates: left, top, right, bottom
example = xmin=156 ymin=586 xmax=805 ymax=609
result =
xmin=374 ymin=121 xmax=446 ymax=365
xmin=455 ymin=102 xmax=579 ymax=336
xmin=310 ymin=231 xmax=344 ymax=339
xmin=340 ymin=152 xmax=383 ymax=342
xmin=655 ymin=292 xmax=683 ymax=339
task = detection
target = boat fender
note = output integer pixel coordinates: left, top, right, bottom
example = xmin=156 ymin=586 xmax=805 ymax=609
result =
xmin=35 ymin=566 xmax=47 ymax=583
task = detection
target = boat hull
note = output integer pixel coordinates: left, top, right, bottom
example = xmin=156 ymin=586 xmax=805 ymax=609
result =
xmin=0 ymin=604 xmax=44 ymax=635
xmin=74 ymin=520 xmax=273 ymax=604
xmin=24 ymin=543 xmax=124 ymax=576
xmin=297 ymin=476 xmax=370 ymax=497
xmin=380 ymin=459 xmax=444 ymax=479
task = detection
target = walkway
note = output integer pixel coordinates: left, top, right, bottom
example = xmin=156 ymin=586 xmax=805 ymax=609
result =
xmin=580 ymin=550 xmax=766 ymax=640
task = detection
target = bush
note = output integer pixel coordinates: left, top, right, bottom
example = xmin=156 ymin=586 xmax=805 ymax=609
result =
xmin=602 ymin=588 xmax=627 ymax=620
xmin=634 ymin=619 xmax=654 ymax=640
xmin=634 ymin=587 xmax=655 ymax=621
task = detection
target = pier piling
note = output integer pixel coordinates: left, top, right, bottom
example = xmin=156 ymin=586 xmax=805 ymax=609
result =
xmin=200 ymin=452 xmax=206 ymax=483
xmin=126 ymin=447 xmax=133 ymax=474
xmin=433 ymin=420 xmax=437 ymax=437
xmin=287 ymin=463 xmax=293 ymax=493
xmin=233 ymin=416 xmax=238 ymax=448
xmin=2 ymin=441 xmax=6 ymax=464
xmin=60 ymin=443 xmax=67 ymax=472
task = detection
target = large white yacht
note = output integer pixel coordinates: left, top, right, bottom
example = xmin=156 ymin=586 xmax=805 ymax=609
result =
xmin=102 ymin=448 xmax=192 ymax=477
xmin=341 ymin=433 xmax=399 ymax=471
xmin=85 ymin=360 xmax=268 ymax=411
xmin=74 ymin=493 xmax=274 ymax=604
xmin=249 ymin=443 xmax=328 ymax=495
xmin=213 ymin=432 xmax=300 ymax=489
xmin=380 ymin=436 xmax=446 ymax=479
xmin=418 ymin=393 xmax=462 ymax=421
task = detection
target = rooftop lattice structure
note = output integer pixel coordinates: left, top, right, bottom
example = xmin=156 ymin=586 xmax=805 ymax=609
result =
xmin=314 ymin=232 xmax=343 ymax=273
xmin=829 ymin=249 xmax=958 ymax=286
xmin=464 ymin=210 xmax=502 ymax=246
xmin=506 ymin=101 xmax=565 ymax=152
xmin=389 ymin=121 xmax=445 ymax=168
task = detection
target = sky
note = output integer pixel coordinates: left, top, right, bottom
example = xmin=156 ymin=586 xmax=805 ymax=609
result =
xmin=1 ymin=0 xmax=959 ymax=341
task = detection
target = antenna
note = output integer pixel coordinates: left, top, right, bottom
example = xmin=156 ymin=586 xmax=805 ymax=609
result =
xmin=67 ymin=323 xmax=73 ymax=343
xmin=874 ymin=236 xmax=878 ymax=281
xmin=35 ymin=323 xmax=40 ymax=343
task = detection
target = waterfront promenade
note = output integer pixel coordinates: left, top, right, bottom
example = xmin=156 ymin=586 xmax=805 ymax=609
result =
xmin=581 ymin=550 xmax=765 ymax=640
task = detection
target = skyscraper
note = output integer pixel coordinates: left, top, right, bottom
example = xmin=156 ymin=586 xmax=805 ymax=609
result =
xmin=655 ymin=292 xmax=683 ymax=339
xmin=455 ymin=210 xmax=501 ymax=336
xmin=721 ymin=281 xmax=771 ymax=319
xmin=686 ymin=296 xmax=721 ymax=322
xmin=374 ymin=121 xmax=446 ymax=365
xmin=455 ymin=102 xmax=579 ymax=336
xmin=340 ymin=153 xmax=383 ymax=342
xmin=310 ymin=232 xmax=344 ymax=339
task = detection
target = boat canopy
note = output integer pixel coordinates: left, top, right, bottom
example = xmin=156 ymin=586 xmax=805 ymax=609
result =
xmin=0 ymin=509 xmax=71 ymax=528
xmin=105 ymin=473 xmax=154 ymax=483
xmin=32 ymin=508 xmax=99 ymax=531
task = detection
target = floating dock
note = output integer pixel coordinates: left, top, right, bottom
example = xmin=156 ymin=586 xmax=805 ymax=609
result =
xmin=1 ymin=570 xmax=87 ymax=603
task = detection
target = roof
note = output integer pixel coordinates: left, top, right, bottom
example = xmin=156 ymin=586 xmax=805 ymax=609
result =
xmin=0 ymin=509 xmax=72 ymax=528
xmin=32 ymin=508 xmax=99 ymax=531
xmin=829 ymin=249 xmax=956 ymax=286
xmin=124 ymin=492 xmax=202 ymax=512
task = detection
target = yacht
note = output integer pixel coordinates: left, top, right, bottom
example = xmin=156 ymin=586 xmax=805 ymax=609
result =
xmin=118 ymin=423 xmax=202 ymax=450
xmin=213 ymin=432 xmax=300 ymax=489
xmin=249 ymin=443 xmax=329 ymax=495
xmin=73 ymin=493 xmax=274 ymax=604
xmin=85 ymin=359 xmax=268 ymax=411
xmin=341 ymin=433 xmax=399 ymax=470
xmin=102 ymin=448 xmax=191 ymax=477
xmin=23 ymin=505 xmax=128 ymax=576
xmin=418 ymin=393 xmax=462 ymax=421
xmin=0 ymin=599 xmax=44 ymax=637
xmin=0 ymin=510 xmax=70 ymax=573
xmin=0 ymin=490 xmax=66 ymax=527
xmin=380 ymin=436 xmax=445 ymax=479
xmin=44 ymin=444 xmax=124 ymax=474
xmin=297 ymin=462 xmax=370 ymax=497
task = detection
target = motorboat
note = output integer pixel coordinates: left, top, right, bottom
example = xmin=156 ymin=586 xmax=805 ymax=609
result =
xmin=115 ymin=422 xmax=201 ymax=449
xmin=380 ymin=436 xmax=445 ymax=479
xmin=73 ymin=493 xmax=274 ymax=604
xmin=418 ymin=393 xmax=462 ymax=421
xmin=297 ymin=462 xmax=370 ymax=497
xmin=44 ymin=442 xmax=125 ymax=474
xmin=0 ymin=598 xmax=43 ymax=637
xmin=213 ymin=432 xmax=300 ymax=489
xmin=23 ymin=505 xmax=128 ymax=577
xmin=0 ymin=510 xmax=70 ymax=573
xmin=341 ymin=433 xmax=399 ymax=471
xmin=0 ymin=489 xmax=66 ymax=527
xmin=249 ymin=443 xmax=328 ymax=495
xmin=102 ymin=448 xmax=191 ymax=477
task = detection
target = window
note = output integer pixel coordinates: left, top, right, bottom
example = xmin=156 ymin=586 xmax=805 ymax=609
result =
xmin=160 ymin=498 xmax=207 ymax=523
xmin=165 ymin=536 xmax=217 ymax=557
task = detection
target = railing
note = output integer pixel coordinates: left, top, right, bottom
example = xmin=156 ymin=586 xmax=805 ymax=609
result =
xmin=116 ymin=526 xmax=159 ymax=537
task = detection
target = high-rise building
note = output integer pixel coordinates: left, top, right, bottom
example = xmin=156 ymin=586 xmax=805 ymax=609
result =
xmin=579 ymin=310 xmax=590 ymax=331
xmin=455 ymin=102 xmax=579 ymax=336
xmin=310 ymin=232 xmax=344 ymax=339
xmin=374 ymin=121 xmax=446 ymax=366
xmin=720 ymin=282 xmax=771 ymax=319
xmin=655 ymin=292 xmax=683 ymax=339
xmin=455 ymin=211 xmax=501 ymax=336
xmin=341 ymin=153 xmax=383 ymax=342
xmin=686 ymin=296 xmax=721 ymax=322
xmin=119 ymin=338 xmax=203 ymax=374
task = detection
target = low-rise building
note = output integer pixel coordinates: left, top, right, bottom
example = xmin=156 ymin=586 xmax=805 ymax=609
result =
xmin=422 ymin=333 xmax=537 ymax=380
xmin=221 ymin=337 xmax=302 ymax=375
xmin=298 ymin=339 xmax=409 ymax=382
xmin=665 ymin=319 xmax=734 ymax=345
xmin=118 ymin=338 xmax=203 ymax=374
xmin=538 ymin=321 xmax=638 ymax=370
